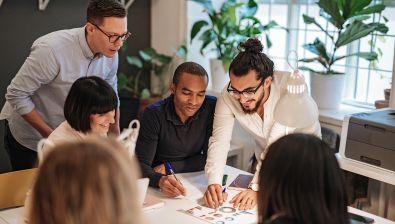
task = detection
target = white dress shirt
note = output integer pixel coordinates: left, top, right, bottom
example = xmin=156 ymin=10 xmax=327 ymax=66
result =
xmin=205 ymin=71 xmax=322 ymax=185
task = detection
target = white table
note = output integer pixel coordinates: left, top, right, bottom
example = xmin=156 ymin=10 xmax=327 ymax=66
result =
xmin=0 ymin=166 xmax=393 ymax=224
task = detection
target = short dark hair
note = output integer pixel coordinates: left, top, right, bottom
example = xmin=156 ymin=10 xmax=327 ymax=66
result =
xmin=172 ymin=62 xmax=209 ymax=85
xmin=87 ymin=0 xmax=127 ymax=25
xmin=64 ymin=76 xmax=118 ymax=133
xmin=229 ymin=38 xmax=274 ymax=81
xmin=258 ymin=134 xmax=349 ymax=224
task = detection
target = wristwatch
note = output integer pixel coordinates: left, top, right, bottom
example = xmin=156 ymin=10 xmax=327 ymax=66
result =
xmin=248 ymin=183 xmax=259 ymax=192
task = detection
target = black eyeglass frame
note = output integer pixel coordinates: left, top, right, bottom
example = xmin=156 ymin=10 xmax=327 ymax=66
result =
xmin=226 ymin=79 xmax=265 ymax=99
xmin=91 ymin=22 xmax=131 ymax=43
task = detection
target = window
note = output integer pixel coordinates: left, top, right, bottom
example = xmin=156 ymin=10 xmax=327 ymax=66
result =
xmin=187 ymin=0 xmax=395 ymax=107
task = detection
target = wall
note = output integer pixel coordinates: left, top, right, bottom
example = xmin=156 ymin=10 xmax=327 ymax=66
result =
xmin=0 ymin=0 xmax=151 ymax=172
xmin=150 ymin=0 xmax=186 ymax=95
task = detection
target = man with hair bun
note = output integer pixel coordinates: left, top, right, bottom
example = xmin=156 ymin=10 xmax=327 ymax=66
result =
xmin=203 ymin=38 xmax=321 ymax=210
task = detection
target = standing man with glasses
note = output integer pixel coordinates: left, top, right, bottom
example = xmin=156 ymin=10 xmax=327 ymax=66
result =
xmin=0 ymin=0 xmax=129 ymax=171
xmin=203 ymin=38 xmax=321 ymax=210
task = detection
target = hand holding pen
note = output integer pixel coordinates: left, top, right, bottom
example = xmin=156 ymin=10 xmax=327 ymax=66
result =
xmin=158 ymin=162 xmax=186 ymax=198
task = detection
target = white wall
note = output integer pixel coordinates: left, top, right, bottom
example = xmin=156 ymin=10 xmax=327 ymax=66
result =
xmin=150 ymin=0 xmax=187 ymax=95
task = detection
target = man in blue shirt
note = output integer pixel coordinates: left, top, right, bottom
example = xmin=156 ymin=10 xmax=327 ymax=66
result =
xmin=135 ymin=62 xmax=216 ymax=198
xmin=0 ymin=0 xmax=129 ymax=170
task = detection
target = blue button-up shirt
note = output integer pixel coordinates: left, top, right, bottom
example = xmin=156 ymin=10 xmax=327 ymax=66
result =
xmin=0 ymin=26 xmax=119 ymax=150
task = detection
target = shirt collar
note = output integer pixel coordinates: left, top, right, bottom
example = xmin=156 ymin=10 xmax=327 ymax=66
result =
xmin=78 ymin=26 xmax=98 ymax=59
xmin=164 ymin=95 xmax=206 ymax=126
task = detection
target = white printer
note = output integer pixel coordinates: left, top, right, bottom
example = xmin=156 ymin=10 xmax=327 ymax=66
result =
xmin=339 ymin=108 xmax=395 ymax=185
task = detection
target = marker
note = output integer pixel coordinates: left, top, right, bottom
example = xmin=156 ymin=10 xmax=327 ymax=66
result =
xmin=222 ymin=174 xmax=228 ymax=193
xmin=165 ymin=162 xmax=183 ymax=186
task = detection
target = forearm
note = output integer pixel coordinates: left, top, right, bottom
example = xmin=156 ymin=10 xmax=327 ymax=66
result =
xmin=139 ymin=162 xmax=164 ymax=188
xmin=22 ymin=109 xmax=53 ymax=138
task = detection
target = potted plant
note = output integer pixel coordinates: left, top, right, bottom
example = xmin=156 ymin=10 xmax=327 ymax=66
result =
xmin=300 ymin=0 xmax=388 ymax=109
xmin=190 ymin=0 xmax=282 ymax=91
xmin=118 ymin=45 xmax=187 ymax=127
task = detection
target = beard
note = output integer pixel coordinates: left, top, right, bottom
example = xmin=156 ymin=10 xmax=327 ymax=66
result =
xmin=240 ymin=90 xmax=265 ymax=114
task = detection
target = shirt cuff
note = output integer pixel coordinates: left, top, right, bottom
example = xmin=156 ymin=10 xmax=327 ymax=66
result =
xmin=149 ymin=172 xmax=165 ymax=188
xmin=207 ymin=172 xmax=223 ymax=186
xmin=13 ymin=100 xmax=35 ymax=116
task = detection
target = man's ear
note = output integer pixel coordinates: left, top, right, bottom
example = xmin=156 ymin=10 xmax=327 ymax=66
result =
xmin=170 ymin=83 xmax=176 ymax=93
xmin=86 ymin=22 xmax=94 ymax=35
xmin=264 ymin=76 xmax=272 ymax=88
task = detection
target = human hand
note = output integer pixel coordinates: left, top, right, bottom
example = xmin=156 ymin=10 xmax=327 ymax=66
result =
xmin=204 ymin=184 xmax=228 ymax=209
xmin=230 ymin=189 xmax=257 ymax=210
xmin=158 ymin=175 xmax=186 ymax=198
xmin=153 ymin=164 xmax=166 ymax=175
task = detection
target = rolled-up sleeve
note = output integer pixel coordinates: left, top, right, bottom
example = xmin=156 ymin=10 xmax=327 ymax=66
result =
xmin=205 ymin=93 xmax=235 ymax=185
xmin=6 ymin=43 xmax=58 ymax=115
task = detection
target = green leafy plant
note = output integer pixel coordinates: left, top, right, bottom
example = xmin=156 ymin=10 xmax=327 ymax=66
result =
xmin=300 ymin=0 xmax=388 ymax=75
xmin=190 ymin=0 xmax=282 ymax=70
xmin=118 ymin=47 xmax=173 ymax=99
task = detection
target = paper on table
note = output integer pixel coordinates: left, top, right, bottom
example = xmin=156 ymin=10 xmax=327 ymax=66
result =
xmin=177 ymin=171 xmax=208 ymax=202
xmin=178 ymin=189 xmax=257 ymax=224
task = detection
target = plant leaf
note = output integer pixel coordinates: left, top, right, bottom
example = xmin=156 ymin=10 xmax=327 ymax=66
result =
xmin=126 ymin=56 xmax=143 ymax=68
xmin=317 ymin=0 xmax=344 ymax=28
xmin=189 ymin=0 xmax=215 ymax=14
xmin=303 ymin=38 xmax=330 ymax=62
xmin=117 ymin=72 xmax=128 ymax=91
xmin=341 ymin=0 xmax=371 ymax=19
xmin=139 ymin=48 xmax=155 ymax=61
xmin=372 ymin=22 xmax=389 ymax=34
xmin=190 ymin=20 xmax=209 ymax=42
xmin=262 ymin=20 xmax=280 ymax=30
xmin=333 ymin=51 xmax=378 ymax=62
xmin=299 ymin=58 xmax=320 ymax=63
xmin=176 ymin=45 xmax=188 ymax=58
xmin=302 ymin=14 xmax=334 ymax=39
xmin=199 ymin=29 xmax=216 ymax=55
xmin=239 ymin=0 xmax=258 ymax=18
xmin=265 ymin=35 xmax=272 ymax=49
xmin=336 ymin=21 xmax=377 ymax=47
xmin=354 ymin=4 xmax=385 ymax=16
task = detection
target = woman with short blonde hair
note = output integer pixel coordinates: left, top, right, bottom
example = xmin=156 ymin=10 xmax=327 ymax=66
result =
xmin=29 ymin=137 xmax=144 ymax=224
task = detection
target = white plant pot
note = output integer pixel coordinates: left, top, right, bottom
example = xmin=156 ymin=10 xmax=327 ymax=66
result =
xmin=310 ymin=72 xmax=345 ymax=109
xmin=210 ymin=59 xmax=229 ymax=92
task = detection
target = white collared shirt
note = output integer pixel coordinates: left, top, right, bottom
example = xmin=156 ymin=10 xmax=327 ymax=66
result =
xmin=205 ymin=72 xmax=322 ymax=185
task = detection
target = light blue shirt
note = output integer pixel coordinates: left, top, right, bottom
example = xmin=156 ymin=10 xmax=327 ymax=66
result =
xmin=0 ymin=26 xmax=119 ymax=150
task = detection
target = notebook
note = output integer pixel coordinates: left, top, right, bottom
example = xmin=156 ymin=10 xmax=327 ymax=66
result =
xmin=228 ymin=174 xmax=254 ymax=190
xmin=0 ymin=168 xmax=37 ymax=209
xmin=137 ymin=177 xmax=165 ymax=211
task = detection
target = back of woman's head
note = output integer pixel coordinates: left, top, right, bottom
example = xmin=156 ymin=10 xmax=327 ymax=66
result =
xmin=29 ymin=137 xmax=143 ymax=224
xmin=229 ymin=38 xmax=274 ymax=81
xmin=258 ymin=134 xmax=349 ymax=224
xmin=64 ymin=76 xmax=118 ymax=133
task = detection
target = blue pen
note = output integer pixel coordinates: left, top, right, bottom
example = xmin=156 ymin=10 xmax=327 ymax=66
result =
xmin=165 ymin=162 xmax=183 ymax=186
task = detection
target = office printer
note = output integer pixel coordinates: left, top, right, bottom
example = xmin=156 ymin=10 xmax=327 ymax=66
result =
xmin=339 ymin=109 xmax=395 ymax=173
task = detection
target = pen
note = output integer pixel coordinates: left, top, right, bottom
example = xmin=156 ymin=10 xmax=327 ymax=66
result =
xmin=165 ymin=162 xmax=183 ymax=186
xmin=222 ymin=174 xmax=228 ymax=193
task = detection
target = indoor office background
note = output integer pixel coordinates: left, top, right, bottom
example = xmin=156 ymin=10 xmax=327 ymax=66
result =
xmin=0 ymin=0 xmax=151 ymax=172
xmin=0 ymin=0 xmax=394 ymax=221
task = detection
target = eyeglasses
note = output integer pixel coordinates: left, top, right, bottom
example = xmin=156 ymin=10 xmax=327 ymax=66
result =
xmin=91 ymin=23 xmax=131 ymax=43
xmin=227 ymin=79 xmax=264 ymax=100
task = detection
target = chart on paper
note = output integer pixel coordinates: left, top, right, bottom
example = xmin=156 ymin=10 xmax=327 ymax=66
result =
xmin=178 ymin=188 xmax=257 ymax=224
